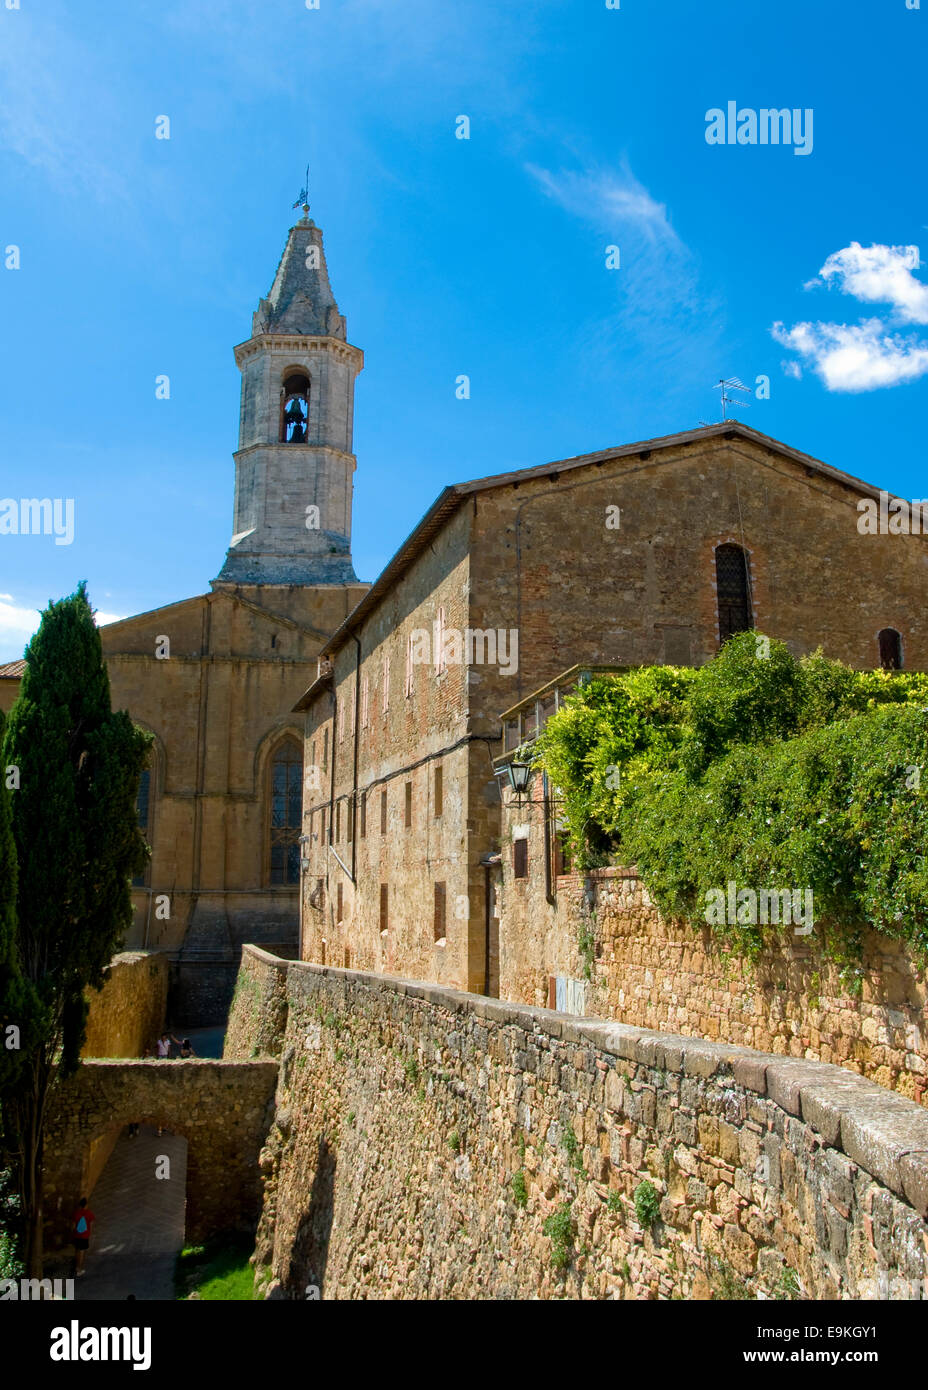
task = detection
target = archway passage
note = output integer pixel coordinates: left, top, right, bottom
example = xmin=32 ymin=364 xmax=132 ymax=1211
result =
xmin=73 ymin=1124 xmax=187 ymax=1300
xmin=43 ymin=1060 xmax=278 ymax=1262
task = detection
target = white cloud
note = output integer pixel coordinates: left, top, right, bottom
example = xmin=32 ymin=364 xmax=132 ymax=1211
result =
xmin=773 ymin=241 xmax=928 ymax=392
xmin=818 ymin=242 xmax=927 ymax=324
xmin=772 ymin=318 xmax=928 ymax=392
xmin=0 ymin=598 xmax=126 ymax=662
xmin=525 ymin=162 xmax=678 ymax=244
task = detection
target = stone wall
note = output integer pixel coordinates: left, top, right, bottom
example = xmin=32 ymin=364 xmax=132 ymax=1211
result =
xmin=496 ymin=830 xmax=928 ymax=1105
xmin=82 ymin=951 xmax=169 ymax=1059
xmin=225 ymin=945 xmax=928 ymax=1300
xmin=44 ymin=1059 xmax=278 ymax=1248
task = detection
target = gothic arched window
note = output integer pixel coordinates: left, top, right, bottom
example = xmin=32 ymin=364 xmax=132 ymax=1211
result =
xmin=878 ymin=628 xmax=903 ymax=671
xmin=715 ymin=543 xmax=753 ymax=645
xmin=268 ymin=737 xmax=303 ymax=885
xmin=280 ymin=372 xmax=310 ymax=444
xmin=132 ymin=765 xmax=152 ymax=888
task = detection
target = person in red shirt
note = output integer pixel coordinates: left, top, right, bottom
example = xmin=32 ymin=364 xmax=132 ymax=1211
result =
xmin=72 ymin=1197 xmax=96 ymax=1275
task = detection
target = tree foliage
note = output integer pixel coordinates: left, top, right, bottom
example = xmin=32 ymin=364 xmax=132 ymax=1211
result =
xmin=536 ymin=632 xmax=928 ymax=959
xmin=0 ymin=582 xmax=151 ymax=1272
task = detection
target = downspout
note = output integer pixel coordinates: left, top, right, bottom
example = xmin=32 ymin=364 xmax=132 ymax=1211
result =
xmin=542 ymin=771 xmax=556 ymax=907
xmin=350 ymin=632 xmax=361 ymax=883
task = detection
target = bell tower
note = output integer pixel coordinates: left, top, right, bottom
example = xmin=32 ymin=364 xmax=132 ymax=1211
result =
xmin=214 ymin=207 xmax=362 ymax=586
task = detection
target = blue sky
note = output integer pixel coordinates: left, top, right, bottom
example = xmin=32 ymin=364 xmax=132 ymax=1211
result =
xmin=1 ymin=0 xmax=926 ymax=659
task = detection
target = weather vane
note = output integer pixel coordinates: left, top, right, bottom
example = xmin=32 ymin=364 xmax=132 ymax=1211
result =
xmin=292 ymin=164 xmax=310 ymax=219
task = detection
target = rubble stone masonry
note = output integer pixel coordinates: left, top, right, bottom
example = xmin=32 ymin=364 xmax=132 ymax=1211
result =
xmin=225 ymin=945 xmax=928 ymax=1299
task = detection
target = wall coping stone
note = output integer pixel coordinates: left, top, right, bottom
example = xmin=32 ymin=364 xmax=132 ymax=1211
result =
xmin=245 ymin=946 xmax=928 ymax=1211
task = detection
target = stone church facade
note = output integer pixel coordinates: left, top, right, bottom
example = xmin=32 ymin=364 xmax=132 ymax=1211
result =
xmin=295 ymin=423 xmax=928 ymax=998
xmin=90 ymin=213 xmax=367 ymax=1021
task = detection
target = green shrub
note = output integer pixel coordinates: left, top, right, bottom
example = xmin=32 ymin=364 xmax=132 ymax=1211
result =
xmin=511 ymin=1170 xmax=528 ymax=1208
xmin=633 ymin=1179 xmax=661 ymax=1230
xmin=543 ymin=1202 xmax=575 ymax=1269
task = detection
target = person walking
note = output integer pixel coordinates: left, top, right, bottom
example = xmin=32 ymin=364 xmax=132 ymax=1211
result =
xmin=71 ymin=1197 xmax=96 ymax=1276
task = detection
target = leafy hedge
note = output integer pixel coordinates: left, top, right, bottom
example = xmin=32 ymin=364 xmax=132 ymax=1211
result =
xmin=535 ymin=633 xmax=928 ymax=958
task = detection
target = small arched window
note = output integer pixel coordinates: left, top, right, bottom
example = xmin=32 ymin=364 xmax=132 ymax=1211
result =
xmin=878 ymin=628 xmax=903 ymax=671
xmin=280 ymin=372 xmax=310 ymax=444
xmin=268 ymin=737 xmax=303 ymax=885
xmin=715 ymin=543 xmax=753 ymax=645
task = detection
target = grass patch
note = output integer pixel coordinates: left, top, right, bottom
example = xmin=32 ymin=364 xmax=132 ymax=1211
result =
xmin=174 ymin=1233 xmax=257 ymax=1301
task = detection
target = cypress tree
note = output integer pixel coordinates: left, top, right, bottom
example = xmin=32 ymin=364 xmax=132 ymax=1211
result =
xmin=0 ymin=583 xmax=150 ymax=1275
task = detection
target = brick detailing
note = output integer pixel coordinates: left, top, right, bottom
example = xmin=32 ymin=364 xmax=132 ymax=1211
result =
xmin=226 ymin=946 xmax=928 ymax=1300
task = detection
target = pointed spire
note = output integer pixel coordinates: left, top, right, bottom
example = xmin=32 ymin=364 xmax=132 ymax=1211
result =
xmin=251 ymin=220 xmax=347 ymax=339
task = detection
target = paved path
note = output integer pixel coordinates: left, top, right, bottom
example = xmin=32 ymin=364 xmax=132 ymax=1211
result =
xmin=75 ymin=1124 xmax=187 ymax=1301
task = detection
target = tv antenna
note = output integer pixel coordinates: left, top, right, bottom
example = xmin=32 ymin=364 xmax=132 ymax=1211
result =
xmin=714 ymin=377 xmax=751 ymax=420
xmin=292 ymin=164 xmax=311 ymax=219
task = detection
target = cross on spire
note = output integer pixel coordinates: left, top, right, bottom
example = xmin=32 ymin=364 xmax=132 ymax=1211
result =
xmin=292 ymin=164 xmax=311 ymax=220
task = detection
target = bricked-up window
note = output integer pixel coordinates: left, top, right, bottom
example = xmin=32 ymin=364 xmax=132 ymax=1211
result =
xmin=360 ymin=792 xmax=367 ymax=839
xmin=879 ymin=627 xmax=903 ymax=670
xmin=322 ymin=727 xmax=329 ymax=771
xmin=404 ymin=633 xmax=414 ymax=698
xmin=347 ymin=798 xmax=354 ymax=843
xmin=380 ymin=788 xmax=387 ymax=834
xmin=361 ymin=675 xmax=369 ymax=729
xmin=513 ymin=837 xmax=528 ymax=879
xmin=715 ymin=543 xmax=753 ymax=645
xmin=132 ymin=765 xmax=152 ymax=887
xmin=314 ymin=877 xmax=325 ymax=911
xmin=433 ymin=881 xmax=447 ymax=943
xmin=382 ymin=655 xmax=390 ymax=712
xmin=434 ymin=765 xmax=443 ymax=818
xmin=405 ymin=781 xmax=413 ymax=828
xmin=380 ymin=883 xmax=389 ymax=934
xmin=337 ymin=883 xmax=343 ymax=922
xmin=335 ymin=802 xmax=341 ymax=842
xmin=320 ymin=808 xmax=326 ymax=843
xmin=268 ymin=738 xmax=303 ymax=885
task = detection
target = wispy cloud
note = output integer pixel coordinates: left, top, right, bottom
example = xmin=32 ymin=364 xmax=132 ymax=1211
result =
xmin=525 ymin=163 xmax=679 ymax=245
xmin=525 ymin=161 xmax=723 ymax=397
xmin=773 ymin=242 xmax=928 ymax=392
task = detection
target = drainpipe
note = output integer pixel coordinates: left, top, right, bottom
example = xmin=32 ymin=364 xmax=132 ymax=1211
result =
xmin=542 ymin=771 xmax=556 ymax=907
xmin=350 ymin=632 xmax=361 ymax=884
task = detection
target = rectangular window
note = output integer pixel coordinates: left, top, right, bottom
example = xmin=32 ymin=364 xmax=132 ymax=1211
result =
xmin=347 ymin=798 xmax=354 ymax=843
xmin=315 ymin=877 xmax=325 ymax=911
xmin=433 ymin=881 xmax=446 ymax=943
xmin=514 ymin=838 xmax=528 ymax=879
xmin=360 ymin=792 xmax=367 ymax=839
xmin=337 ymin=883 xmax=343 ymax=922
xmin=380 ymin=788 xmax=387 ymax=834
xmin=380 ymin=883 xmax=389 ymax=934
xmin=322 ymin=726 xmax=329 ymax=771
xmin=320 ymin=808 xmax=326 ymax=843
xmin=554 ymin=830 xmax=571 ymax=876
xmin=405 ymin=781 xmax=412 ymax=828
xmin=434 ymin=765 xmax=443 ymax=818
xmin=335 ymin=802 xmax=341 ymax=842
